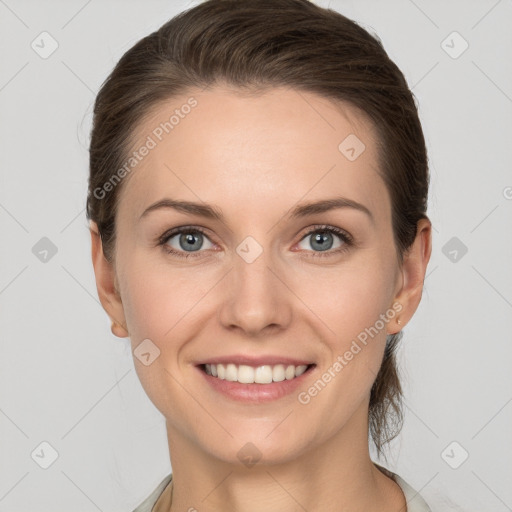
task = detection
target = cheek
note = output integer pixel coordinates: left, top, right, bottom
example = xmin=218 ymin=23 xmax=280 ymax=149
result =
xmin=293 ymin=259 xmax=397 ymax=420
xmin=118 ymin=254 xmax=218 ymax=342
xmin=296 ymin=255 xmax=396 ymax=346
xmin=121 ymin=272 xmax=183 ymax=340
xmin=117 ymin=260 xmax=201 ymax=414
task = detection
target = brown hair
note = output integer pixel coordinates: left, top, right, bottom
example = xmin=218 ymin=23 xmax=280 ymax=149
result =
xmin=87 ymin=0 xmax=429 ymax=461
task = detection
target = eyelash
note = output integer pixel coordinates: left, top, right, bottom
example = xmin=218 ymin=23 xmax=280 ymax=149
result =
xmin=157 ymin=225 xmax=354 ymax=260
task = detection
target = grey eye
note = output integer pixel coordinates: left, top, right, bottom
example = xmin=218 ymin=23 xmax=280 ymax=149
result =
xmin=297 ymin=230 xmax=344 ymax=252
xmin=166 ymin=231 xmax=214 ymax=252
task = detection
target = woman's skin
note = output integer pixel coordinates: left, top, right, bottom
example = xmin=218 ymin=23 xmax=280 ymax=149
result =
xmin=91 ymin=85 xmax=431 ymax=512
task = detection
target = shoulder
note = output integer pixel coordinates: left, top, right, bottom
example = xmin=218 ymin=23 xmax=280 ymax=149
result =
xmin=131 ymin=474 xmax=173 ymax=512
xmin=374 ymin=463 xmax=433 ymax=512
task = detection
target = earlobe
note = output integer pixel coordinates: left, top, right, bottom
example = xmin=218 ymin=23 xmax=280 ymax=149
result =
xmin=389 ymin=218 xmax=432 ymax=334
xmin=90 ymin=221 xmax=129 ymax=338
xmin=111 ymin=320 xmax=129 ymax=338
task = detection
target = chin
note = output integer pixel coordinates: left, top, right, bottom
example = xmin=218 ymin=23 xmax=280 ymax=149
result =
xmin=197 ymin=429 xmax=312 ymax=468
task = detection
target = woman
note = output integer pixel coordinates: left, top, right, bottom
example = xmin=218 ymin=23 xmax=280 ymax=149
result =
xmin=87 ymin=0 xmax=433 ymax=510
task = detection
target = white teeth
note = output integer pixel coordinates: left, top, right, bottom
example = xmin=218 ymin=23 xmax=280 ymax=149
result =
xmin=295 ymin=365 xmax=308 ymax=377
xmin=284 ymin=365 xmax=295 ymax=380
xmin=225 ymin=363 xmax=238 ymax=382
xmin=272 ymin=364 xmax=285 ymax=382
xmin=255 ymin=365 xmax=273 ymax=384
xmin=204 ymin=363 xmax=310 ymax=384
xmin=237 ymin=365 xmax=255 ymax=384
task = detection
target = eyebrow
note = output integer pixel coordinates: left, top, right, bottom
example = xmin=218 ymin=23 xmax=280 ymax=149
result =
xmin=139 ymin=196 xmax=374 ymax=225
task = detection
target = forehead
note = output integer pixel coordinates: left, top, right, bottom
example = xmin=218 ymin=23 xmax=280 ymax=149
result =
xmin=118 ymin=85 xmax=390 ymax=225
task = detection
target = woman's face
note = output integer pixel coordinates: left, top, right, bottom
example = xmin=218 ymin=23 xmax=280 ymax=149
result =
xmin=105 ymin=86 xmax=409 ymax=464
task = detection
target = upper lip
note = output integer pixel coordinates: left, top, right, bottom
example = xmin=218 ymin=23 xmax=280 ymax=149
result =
xmin=196 ymin=355 xmax=314 ymax=367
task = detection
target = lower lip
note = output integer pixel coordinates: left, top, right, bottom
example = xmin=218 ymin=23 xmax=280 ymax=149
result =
xmin=197 ymin=365 xmax=315 ymax=403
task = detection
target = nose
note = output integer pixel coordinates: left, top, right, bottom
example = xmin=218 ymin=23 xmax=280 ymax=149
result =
xmin=217 ymin=244 xmax=293 ymax=337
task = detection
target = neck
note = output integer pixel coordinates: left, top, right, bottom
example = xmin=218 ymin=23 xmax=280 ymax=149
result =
xmin=160 ymin=403 xmax=405 ymax=512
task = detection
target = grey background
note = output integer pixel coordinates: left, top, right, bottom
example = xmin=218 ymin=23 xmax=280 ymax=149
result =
xmin=0 ymin=0 xmax=511 ymax=510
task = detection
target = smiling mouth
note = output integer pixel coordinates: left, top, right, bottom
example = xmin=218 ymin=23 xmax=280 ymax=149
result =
xmin=200 ymin=363 xmax=316 ymax=384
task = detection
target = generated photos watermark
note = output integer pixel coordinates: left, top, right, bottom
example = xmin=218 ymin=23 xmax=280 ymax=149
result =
xmin=93 ymin=96 xmax=198 ymax=200
xmin=297 ymin=301 xmax=403 ymax=405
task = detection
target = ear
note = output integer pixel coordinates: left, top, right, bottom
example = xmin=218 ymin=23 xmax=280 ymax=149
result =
xmin=389 ymin=218 xmax=432 ymax=334
xmin=90 ymin=221 xmax=129 ymax=338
